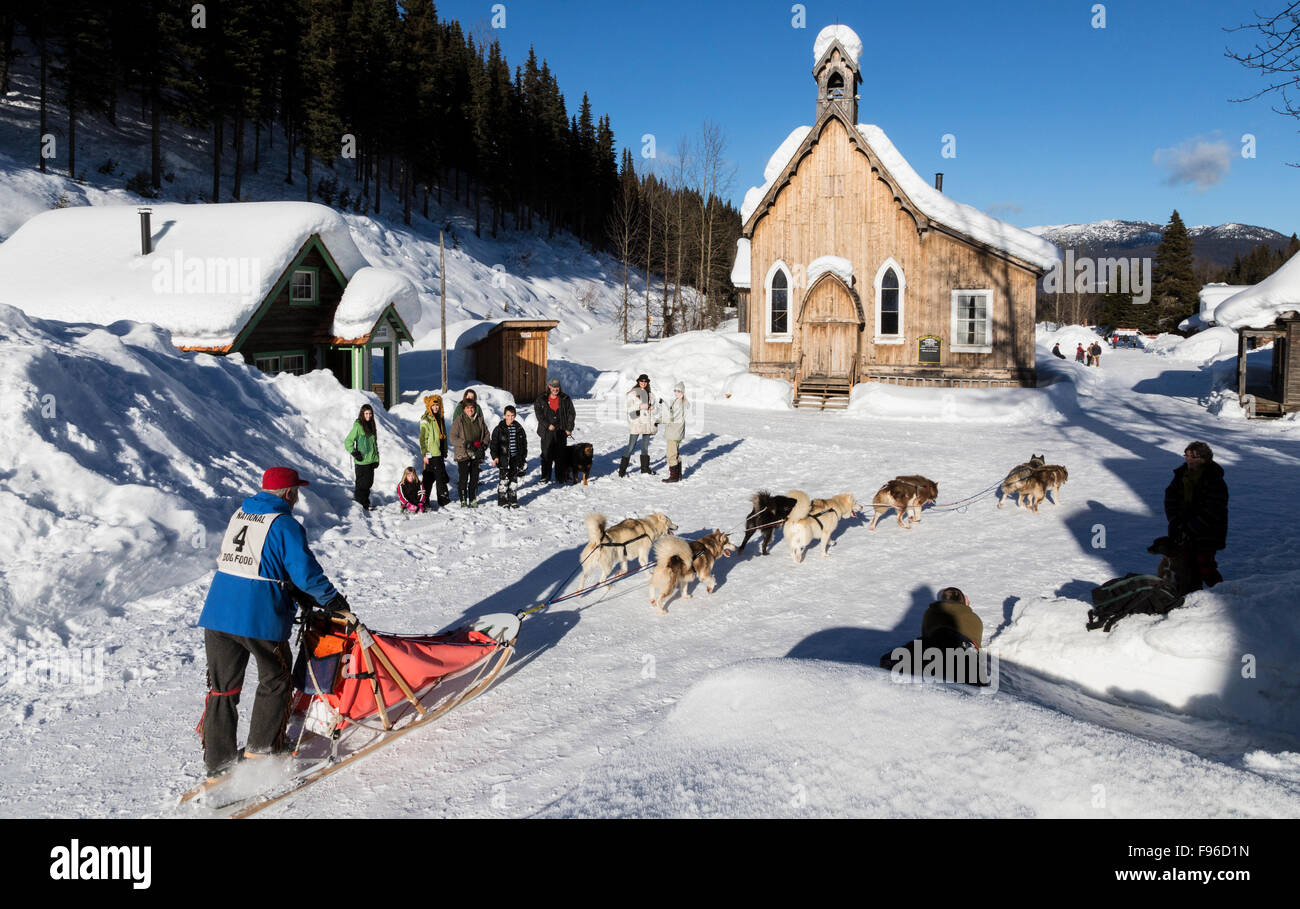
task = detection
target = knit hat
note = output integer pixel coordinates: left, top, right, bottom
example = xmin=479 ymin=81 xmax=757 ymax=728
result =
xmin=262 ymin=466 xmax=309 ymax=490
xmin=673 ymin=380 xmax=685 ymax=393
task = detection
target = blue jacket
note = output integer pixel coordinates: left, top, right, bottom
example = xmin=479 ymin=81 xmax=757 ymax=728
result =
xmin=198 ymin=492 xmax=339 ymax=641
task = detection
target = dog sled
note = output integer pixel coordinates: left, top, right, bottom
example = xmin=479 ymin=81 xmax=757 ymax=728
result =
xmin=180 ymin=608 xmax=519 ymax=818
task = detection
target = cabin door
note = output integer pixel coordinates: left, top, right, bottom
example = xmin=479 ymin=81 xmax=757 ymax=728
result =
xmin=798 ymin=274 xmax=862 ymax=381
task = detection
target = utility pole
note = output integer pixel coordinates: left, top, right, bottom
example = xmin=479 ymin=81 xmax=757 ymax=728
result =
xmin=440 ymin=231 xmax=448 ymax=393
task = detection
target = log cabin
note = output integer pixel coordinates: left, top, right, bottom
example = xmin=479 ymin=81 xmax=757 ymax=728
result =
xmin=1215 ymin=250 xmax=1300 ymax=417
xmin=732 ymin=25 xmax=1060 ymax=407
xmin=0 ymin=201 xmax=418 ymax=407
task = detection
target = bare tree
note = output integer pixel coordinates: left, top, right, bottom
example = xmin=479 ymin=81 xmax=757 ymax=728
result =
xmin=607 ymin=154 xmax=639 ymax=343
xmin=1226 ymin=2 xmax=1300 ymax=165
xmin=693 ymin=121 xmax=736 ymax=330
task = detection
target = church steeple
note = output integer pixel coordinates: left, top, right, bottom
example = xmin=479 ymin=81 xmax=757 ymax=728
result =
xmin=812 ymin=25 xmax=862 ymax=122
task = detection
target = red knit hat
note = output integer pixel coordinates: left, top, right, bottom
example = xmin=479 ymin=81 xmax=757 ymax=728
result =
xmin=261 ymin=466 xmax=310 ymax=490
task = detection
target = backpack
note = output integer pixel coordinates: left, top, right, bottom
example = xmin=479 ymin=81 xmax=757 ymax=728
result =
xmin=1086 ymin=574 xmax=1184 ymax=632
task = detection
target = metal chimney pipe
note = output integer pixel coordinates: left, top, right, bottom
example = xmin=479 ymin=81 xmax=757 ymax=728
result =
xmin=139 ymin=207 xmax=153 ymax=255
xmin=934 ymin=173 xmax=944 ymax=192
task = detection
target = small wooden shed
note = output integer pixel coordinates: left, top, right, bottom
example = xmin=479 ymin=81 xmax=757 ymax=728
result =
xmin=467 ymin=319 xmax=559 ymax=402
xmin=1236 ymin=315 xmax=1297 ymax=417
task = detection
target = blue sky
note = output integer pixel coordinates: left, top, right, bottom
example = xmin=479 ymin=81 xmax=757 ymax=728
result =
xmin=432 ymin=0 xmax=1299 ymax=235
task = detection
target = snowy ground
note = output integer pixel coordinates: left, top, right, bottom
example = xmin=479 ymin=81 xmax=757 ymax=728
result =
xmin=1 ymin=327 xmax=1297 ymax=818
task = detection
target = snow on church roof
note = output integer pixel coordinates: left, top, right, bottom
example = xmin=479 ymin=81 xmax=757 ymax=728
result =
xmin=0 ymin=201 xmax=417 ymax=348
xmin=737 ymin=121 xmax=1060 ymax=272
xmin=807 ymin=255 xmax=853 ymax=286
xmin=1215 ymin=251 xmax=1300 ymax=330
xmin=813 ymin=25 xmax=862 ymax=67
xmin=731 ymin=238 xmax=751 ymax=289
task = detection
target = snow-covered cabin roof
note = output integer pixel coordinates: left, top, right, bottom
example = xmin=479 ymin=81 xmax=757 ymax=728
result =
xmin=813 ymin=25 xmax=862 ymax=68
xmin=731 ymin=238 xmax=752 ymax=289
xmin=1181 ymin=283 xmax=1253 ymax=332
xmin=1215 ymin=251 xmax=1300 ymax=330
xmin=737 ymin=121 xmax=1060 ymax=273
xmin=0 ymin=201 xmax=418 ymax=348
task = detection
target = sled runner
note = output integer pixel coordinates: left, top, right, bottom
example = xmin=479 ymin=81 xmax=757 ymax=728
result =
xmin=179 ymin=609 xmax=519 ymax=818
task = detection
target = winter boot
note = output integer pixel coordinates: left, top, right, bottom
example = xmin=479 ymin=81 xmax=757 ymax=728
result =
xmin=639 ymin=454 xmax=655 ymax=475
xmin=618 ymin=456 xmax=630 ymax=478
xmin=662 ymin=463 xmax=681 ymax=483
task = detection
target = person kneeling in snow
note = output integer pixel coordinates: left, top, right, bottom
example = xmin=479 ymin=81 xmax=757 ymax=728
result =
xmin=398 ymin=466 xmax=427 ymax=513
xmin=490 ymin=405 xmax=528 ymax=508
xmin=879 ymin=587 xmax=988 ymax=685
xmin=197 ymin=467 xmax=349 ymax=783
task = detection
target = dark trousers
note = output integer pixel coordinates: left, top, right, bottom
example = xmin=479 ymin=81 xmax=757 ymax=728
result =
xmin=354 ymin=463 xmax=376 ymax=508
xmin=1175 ymin=546 xmax=1223 ymax=594
xmin=539 ymin=434 xmax=566 ymax=481
xmin=457 ymin=459 xmax=482 ymax=501
xmin=201 ymin=629 xmax=293 ymax=776
xmin=497 ymin=461 xmax=522 ymax=505
xmin=421 ymin=456 xmax=450 ymax=506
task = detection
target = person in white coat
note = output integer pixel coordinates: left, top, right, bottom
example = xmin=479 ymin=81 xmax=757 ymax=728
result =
xmin=619 ymin=373 xmax=657 ymax=476
xmin=659 ymin=381 xmax=686 ymax=483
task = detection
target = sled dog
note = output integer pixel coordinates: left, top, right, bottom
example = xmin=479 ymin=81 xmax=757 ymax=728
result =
xmin=580 ymin=512 xmax=677 ymax=585
xmin=1019 ymin=464 xmax=1068 ymax=513
xmin=785 ymin=490 xmax=858 ymax=562
xmin=648 ymin=530 xmax=735 ymax=613
xmin=868 ymin=475 xmax=939 ymax=531
xmin=738 ymin=491 xmax=799 ymax=556
xmin=998 ymin=454 xmax=1046 ymax=508
xmin=564 ymin=442 xmax=595 ymax=485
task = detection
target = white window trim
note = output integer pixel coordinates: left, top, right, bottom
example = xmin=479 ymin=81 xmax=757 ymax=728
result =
xmin=950 ymin=289 xmax=994 ymax=354
xmin=764 ymin=259 xmax=793 ymax=343
xmin=873 ymin=257 xmax=906 ymax=345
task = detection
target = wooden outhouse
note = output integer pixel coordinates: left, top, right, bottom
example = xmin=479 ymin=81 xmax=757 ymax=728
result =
xmin=731 ymin=25 xmax=1060 ymax=407
xmin=467 ymin=319 xmax=559 ymax=403
xmin=1216 ymin=251 xmax=1300 ymax=417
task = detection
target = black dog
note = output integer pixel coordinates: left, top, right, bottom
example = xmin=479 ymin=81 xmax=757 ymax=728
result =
xmin=737 ymin=490 xmax=799 ymax=555
xmin=564 ymin=442 xmax=595 ymax=485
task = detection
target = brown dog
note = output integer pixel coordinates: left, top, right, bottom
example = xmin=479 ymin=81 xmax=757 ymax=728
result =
xmin=648 ymin=530 xmax=735 ymax=613
xmin=868 ymin=475 xmax=938 ymax=531
xmin=998 ymin=454 xmax=1045 ymax=508
xmin=1020 ymin=465 xmax=1068 ymax=513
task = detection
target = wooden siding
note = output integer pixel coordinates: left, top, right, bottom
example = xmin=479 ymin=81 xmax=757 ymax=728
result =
xmin=1285 ymin=321 xmax=1299 ymax=411
xmin=238 ymin=245 xmax=346 ymax=355
xmin=746 ymin=115 xmax=1039 ymax=388
xmin=469 ymin=321 xmax=557 ymax=403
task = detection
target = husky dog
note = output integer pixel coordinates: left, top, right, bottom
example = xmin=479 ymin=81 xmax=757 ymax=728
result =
xmin=998 ymin=454 xmax=1046 ymax=508
xmin=1020 ymin=465 xmax=1068 ymax=513
xmin=580 ymin=512 xmax=677 ymax=585
xmin=564 ymin=442 xmax=595 ymax=485
xmin=647 ymin=530 xmax=735 ymax=613
xmin=738 ymin=491 xmax=799 ymax=556
xmin=868 ymin=475 xmax=939 ymax=531
xmin=785 ymin=490 xmax=859 ymax=562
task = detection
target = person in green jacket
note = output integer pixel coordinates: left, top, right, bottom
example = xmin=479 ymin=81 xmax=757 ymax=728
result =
xmin=449 ymin=400 xmax=488 ymax=506
xmin=344 ymin=404 xmax=380 ymax=511
xmin=920 ymin=587 xmax=983 ymax=650
xmin=419 ymin=394 xmax=450 ymax=508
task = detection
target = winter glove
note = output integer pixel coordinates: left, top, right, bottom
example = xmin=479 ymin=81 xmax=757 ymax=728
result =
xmin=323 ymin=594 xmax=357 ymax=629
xmin=473 ymin=440 xmax=483 ymax=449
xmin=351 ymin=450 xmax=363 ymax=463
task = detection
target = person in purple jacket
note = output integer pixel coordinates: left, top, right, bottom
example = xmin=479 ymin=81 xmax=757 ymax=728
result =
xmin=196 ymin=466 xmax=348 ymax=781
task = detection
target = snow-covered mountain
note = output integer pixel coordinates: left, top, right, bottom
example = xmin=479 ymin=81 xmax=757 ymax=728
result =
xmin=1027 ymin=219 xmax=1291 ymax=266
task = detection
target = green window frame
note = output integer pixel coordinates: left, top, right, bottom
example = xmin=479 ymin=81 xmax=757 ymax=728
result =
xmin=253 ymin=349 xmax=309 ymax=376
xmin=290 ymin=267 xmax=319 ymax=305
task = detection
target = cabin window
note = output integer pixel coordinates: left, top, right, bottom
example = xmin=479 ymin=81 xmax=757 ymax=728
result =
xmin=290 ymin=268 xmax=318 ymax=304
xmin=254 ymin=351 xmax=308 ymax=376
xmin=874 ymin=259 xmax=906 ymax=343
xmin=950 ymin=290 xmax=993 ymax=353
xmin=766 ymin=265 xmax=791 ymax=340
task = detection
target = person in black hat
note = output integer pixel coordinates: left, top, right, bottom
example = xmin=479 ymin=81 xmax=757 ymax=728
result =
xmin=621 ymin=373 xmax=657 ymax=476
xmin=196 ymin=466 xmax=349 ymax=784
xmin=533 ymin=377 xmax=575 ymax=484
xmin=1163 ymin=441 xmax=1228 ymax=592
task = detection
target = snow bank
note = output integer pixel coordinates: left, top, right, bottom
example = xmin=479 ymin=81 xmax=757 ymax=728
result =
xmin=1037 ymin=323 xmax=1109 ymax=354
xmin=989 ymin=572 xmax=1300 ymax=736
xmin=1215 ymin=250 xmax=1300 ymax=330
xmin=540 ymin=660 xmax=1300 ymax=818
xmin=1152 ymin=326 xmax=1238 ymax=364
xmin=813 ymin=25 xmax=863 ymax=67
xmin=0 ymin=304 xmax=417 ymax=629
xmin=600 ymin=330 xmax=791 ymax=409
xmin=848 ymin=381 xmax=1066 ymax=424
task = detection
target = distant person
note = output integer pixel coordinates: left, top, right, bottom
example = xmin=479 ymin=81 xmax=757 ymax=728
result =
xmin=345 ymin=404 xmax=379 ymax=511
xmin=197 ymin=466 xmax=347 ymax=784
xmin=1051 ymin=342 xmax=1065 ymax=359
xmin=621 ymin=373 xmax=657 ymax=477
xmin=490 ymin=405 xmax=528 ymax=508
xmin=533 ymin=378 xmax=575 ymax=484
xmin=1113 ymin=333 xmax=1120 ymax=346
xmin=419 ymin=395 xmax=450 ymax=508
xmin=1075 ymin=343 xmax=1086 ymax=363
xmin=1089 ymin=341 xmax=1103 ymax=367
xmin=450 ymin=399 xmax=487 ymax=507
xmin=1163 ymin=441 xmax=1228 ymax=593
xmin=451 ymin=388 xmax=480 ymax=424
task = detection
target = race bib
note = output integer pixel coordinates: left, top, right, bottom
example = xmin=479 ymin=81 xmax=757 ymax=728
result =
xmin=215 ymin=510 xmax=279 ymax=580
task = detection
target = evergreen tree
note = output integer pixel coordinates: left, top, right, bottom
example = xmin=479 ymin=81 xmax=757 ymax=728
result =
xmin=1151 ymin=210 xmax=1199 ymax=330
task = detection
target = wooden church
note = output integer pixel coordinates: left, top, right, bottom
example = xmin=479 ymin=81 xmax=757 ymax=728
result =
xmin=731 ymin=26 xmax=1060 ymax=407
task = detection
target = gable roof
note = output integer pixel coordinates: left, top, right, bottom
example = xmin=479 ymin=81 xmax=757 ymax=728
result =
xmin=737 ymin=115 xmax=1060 ymax=274
xmin=0 ymin=201 xmax=419 ymax=349
xmin=1215 ymin=251 xmax=1300 ymax=329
